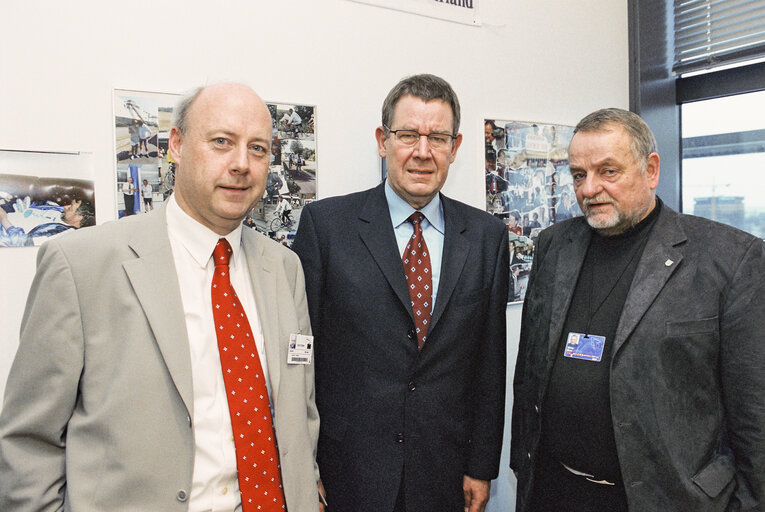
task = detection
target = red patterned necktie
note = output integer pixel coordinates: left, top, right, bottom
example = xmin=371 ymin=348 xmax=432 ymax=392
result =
xmin=402 ymin=212 xmax=432 ymax=349
xmin=211 ymin=238 xmax=286 ymax=511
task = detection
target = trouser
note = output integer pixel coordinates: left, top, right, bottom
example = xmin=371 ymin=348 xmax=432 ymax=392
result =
xmin=393 ymin=472 xmax=406 ymax=512
xmin=123 ymin=194 xmax=134 ymax=215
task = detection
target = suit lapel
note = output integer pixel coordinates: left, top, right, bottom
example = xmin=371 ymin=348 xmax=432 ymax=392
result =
xmin=429 ymin=196 xmax=470 ymax=332
xmin=612 ymin=207 xmax=686 ymax=356
xmin=242 ymin=231 xmax=282 ymax=403
xmin=122 ymin=208 xmax=193 ymax=416
xmin=546 ymin=221 xmax=591 ymax=367
xmin=358 ymin=185 xmax=413 ymax=318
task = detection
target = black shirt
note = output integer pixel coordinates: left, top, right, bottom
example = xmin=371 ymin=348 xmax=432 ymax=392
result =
xmin=538 ymin=199 xmax=662 ymax=485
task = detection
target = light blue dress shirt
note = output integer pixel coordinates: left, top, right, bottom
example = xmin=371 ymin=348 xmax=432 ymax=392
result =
xmin=384 ymin=180 xmax=444 ymax=309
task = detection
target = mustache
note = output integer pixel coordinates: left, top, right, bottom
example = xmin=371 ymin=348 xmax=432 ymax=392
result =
xmin=581 ymin=196 xmax=613 ymax=209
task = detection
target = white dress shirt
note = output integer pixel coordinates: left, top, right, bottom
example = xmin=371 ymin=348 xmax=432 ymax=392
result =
xmin=166 ymin=196 xmax=270 ymax=512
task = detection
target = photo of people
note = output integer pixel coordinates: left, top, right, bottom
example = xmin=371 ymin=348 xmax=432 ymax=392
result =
xmin=113 ymin=92 xmax=317 ymax=243
xmin=271 ymin=104 xmax=315 ymax=141
xmin=116 ymin=163 xmax=162 ymax=218
xmin=114 ymin=90 xmax=179 ymax=218
xmin=114 ymin=94 xmax=159 ymax=163
xmin=485 ymin=119 xmax=580 ymax=302
xmin=245 ymin=103 xmax=317 ymax=246
xmin=0 ymin=173 xmax=95 ymax=248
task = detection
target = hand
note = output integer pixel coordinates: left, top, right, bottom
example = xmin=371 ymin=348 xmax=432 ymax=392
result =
xmin=462 ymin=475 xmax=490 ymax=512
xmin=14 ymin=196 xmax=31 ymax=214
xmin=317 ymin=479 xmax=327 ymax=512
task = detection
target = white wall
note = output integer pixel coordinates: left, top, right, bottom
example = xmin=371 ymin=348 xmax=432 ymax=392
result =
xmin=0 ymin=0 xmax=628 ymax=509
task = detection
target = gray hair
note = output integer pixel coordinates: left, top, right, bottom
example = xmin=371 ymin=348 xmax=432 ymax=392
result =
xmin=573 ymin=108 xmax=657 ymax=171
xmin=382 ymin=74 xmax=461 ymax=135
xmin=75 ymin=199 xmax=95 ymax=228
xmin=172 ymin=86 xmax=205 ymax=134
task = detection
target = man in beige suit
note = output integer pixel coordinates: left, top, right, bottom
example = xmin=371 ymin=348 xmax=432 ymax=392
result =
xmin=0 ymin=83 xmax=325 ymax=511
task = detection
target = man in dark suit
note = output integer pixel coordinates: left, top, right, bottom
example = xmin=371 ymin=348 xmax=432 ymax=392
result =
xmin=511 ymin=108 xmax=765 ymax=512
xmin=292 ymin=74 xmax=509 ymax=512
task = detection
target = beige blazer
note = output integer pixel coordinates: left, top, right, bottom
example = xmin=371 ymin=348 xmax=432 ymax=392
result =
xmin=0 ymin=207 xmax=319 ymax=511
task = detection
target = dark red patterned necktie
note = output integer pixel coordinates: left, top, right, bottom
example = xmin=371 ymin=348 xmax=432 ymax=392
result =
xmin=211 ymin=238 xmax=286 ymax=511
xmin=402 ymin=212 xmax=433 ymax=349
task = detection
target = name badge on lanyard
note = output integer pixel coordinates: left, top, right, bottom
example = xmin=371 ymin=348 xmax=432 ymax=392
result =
xmin=564 ymin=332 xmax=606 ymax=362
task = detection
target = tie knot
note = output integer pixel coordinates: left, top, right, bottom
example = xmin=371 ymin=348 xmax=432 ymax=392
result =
xmin=213 ymin=238 xmax=233 ymax=267
xmin=407 ymin=212 xmax=425 ymax=226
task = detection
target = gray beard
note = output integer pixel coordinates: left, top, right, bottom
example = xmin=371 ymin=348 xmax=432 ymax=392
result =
xmin=583 ymin=201 xmax=653 ymax=236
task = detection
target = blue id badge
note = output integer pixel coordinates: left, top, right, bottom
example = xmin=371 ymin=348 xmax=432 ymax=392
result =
xmin=564 ymin=332 xmax=606 ymax=362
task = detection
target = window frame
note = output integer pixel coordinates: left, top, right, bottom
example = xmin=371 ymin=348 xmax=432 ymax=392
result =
xmin=629 ymin=0 xmax=765 ymax=212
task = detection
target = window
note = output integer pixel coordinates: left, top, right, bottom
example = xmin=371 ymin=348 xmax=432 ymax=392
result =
xmin=681 ymin=90 xmax=765 ymax=238
xmin=630 ymin=0 xmax=765 ymax=239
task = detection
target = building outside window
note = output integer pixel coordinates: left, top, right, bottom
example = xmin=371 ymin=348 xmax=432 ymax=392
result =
xmin=681 ymin=89 xmax=765 ymax=238
xmin=631 ymin=0 xmax=765 ymax=240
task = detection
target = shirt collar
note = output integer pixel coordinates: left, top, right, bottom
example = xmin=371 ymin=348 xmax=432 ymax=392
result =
xmin=166 ymin=194 xmax=244 ymax=269
xmin=384 ymin=180 xmax=445 ymax=234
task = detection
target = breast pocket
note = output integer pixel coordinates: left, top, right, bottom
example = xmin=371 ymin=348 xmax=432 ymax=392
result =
xmin=452 ymin=287 xmax=490 ymax=309
xmin=660 ymin=316 xmax=720 ymax=381
xmin=665 ymin=316 xmax=718 ymax=337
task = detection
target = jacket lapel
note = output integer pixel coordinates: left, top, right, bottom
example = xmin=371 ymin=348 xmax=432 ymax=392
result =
xmin=429 ymin=195 xmax=470 ymax=332
xmin=242 ymin=231 xmax=282 ymax=404
xmin=546 ymin=221 xmax=591 ymax=367
xmin=612 ymin=207 xmax=686 ymax=356
xmin=122 ymin=208 xmax=193 ymax=416
xmin=358 ymin=184 xmax=413 ymax=318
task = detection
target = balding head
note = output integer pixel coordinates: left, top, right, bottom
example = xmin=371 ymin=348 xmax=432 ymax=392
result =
xmin=168 ymin=82 xmax=273 ymax=235
xmin=173 ymin=83 xmax=270 ymax=135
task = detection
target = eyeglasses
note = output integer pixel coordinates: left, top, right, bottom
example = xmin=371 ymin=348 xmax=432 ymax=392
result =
xmin=384 ymin=125 xmax=456 ymax=150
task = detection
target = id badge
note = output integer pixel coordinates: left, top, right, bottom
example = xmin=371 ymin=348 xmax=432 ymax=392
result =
xmin=288 ymin=333 xmax=314 ymax=365
xmin=564 ymin=332 xmax=606 ymax=362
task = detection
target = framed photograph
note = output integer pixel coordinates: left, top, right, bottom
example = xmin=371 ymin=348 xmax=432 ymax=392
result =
xmin=113 ymin=91 xmax=319 ymax=246
xmin=484 ymin=119 xmax=580 ymax=303
xmin=245 ymin=103 xmax=317 ymax=247
xmin=0 ymin=150 xmax=95 ymax=248
xmin=114 ymin=89 xmax=179 ymax=218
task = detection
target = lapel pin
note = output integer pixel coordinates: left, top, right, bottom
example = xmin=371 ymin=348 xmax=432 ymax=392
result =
xmin=665 ymin=259 xmax=674 ymax=267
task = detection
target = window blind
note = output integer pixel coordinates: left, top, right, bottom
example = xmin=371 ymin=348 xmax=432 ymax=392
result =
xmin=674 ymin=0 xmax=765 ymax=74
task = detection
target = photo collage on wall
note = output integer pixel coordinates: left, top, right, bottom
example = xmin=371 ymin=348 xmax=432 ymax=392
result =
xmin=114 ymin=90 xmax=177 ymax=219
xmin=113 ymin=90 xmax=317 ymax=247
xmin=246 ymin=103 xmax=316 ymax=247
xmin=484 ymin=119 xmax=580 ymax=302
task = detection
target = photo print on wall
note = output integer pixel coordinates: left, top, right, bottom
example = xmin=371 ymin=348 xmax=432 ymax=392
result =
xmin=113 ymin=90 xmax=318 ymax=246
xmin=114 ymin=89 xmax=178 ymax=218
xmin=484 ymin=119 xmax=579 ymax=303
xmin=248 ymin=103 xmax=317 ymax=247
xmin=0 ymin=150 xmax=95 ymax=248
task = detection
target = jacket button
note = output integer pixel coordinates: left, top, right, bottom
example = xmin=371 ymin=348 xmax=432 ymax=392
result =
xmin=407 ymin=329 xmax=416 ymax=340
xmin=176 ymin=490 xmax=188 ymax=502
xmin=527 ymin=452 xmax=532 ymax=459
xmin=396 ymin=432 xmax=405 ymax=443
xmin=408 ymin=381 xmax=416 ymax=392
xmin=534 ymin=404 xmax=539 ymax=413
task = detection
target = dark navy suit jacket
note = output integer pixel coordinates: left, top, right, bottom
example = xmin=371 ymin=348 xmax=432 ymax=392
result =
xmin=293 ymin=183 xmax=509 ymax=512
